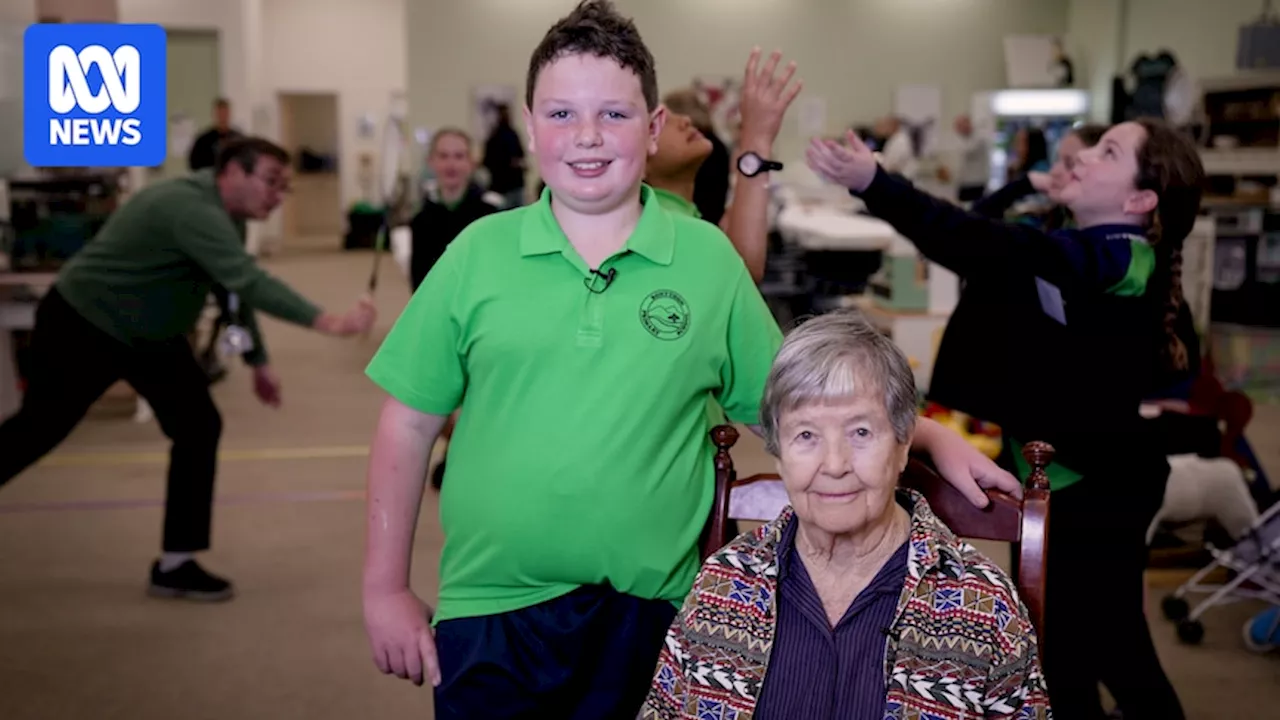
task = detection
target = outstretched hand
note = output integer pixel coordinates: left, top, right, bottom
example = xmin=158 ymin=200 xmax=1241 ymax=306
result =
xmin=915 ymin=417 xmax=1022 ymax=508
xmin=805 ymin=129 xmax=879 ymax=193
xmin=738 ymin=48 xmax=803 ymax=147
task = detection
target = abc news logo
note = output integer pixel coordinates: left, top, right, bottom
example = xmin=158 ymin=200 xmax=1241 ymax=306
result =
xmin=24 ymin=23 xmax=167 ymax=168
xmin=48 ymin=44 xmax=143 ymax=147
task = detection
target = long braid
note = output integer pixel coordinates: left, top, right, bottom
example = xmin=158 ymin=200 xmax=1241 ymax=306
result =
xmin=1134 ymin=117 xmax=1202 ymax=376
xmin=1150 ymin=213 xmax=1189 ymax=373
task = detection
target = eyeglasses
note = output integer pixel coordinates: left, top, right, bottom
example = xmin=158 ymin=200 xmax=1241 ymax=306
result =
xmin=250 ymin=172 xmax=292 ymax=194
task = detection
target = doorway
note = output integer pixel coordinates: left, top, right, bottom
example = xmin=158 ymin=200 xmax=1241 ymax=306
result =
xmin=160 ymin=30 xmax=221 ymax=180
xmin=277 ymin=92 xmax=343 ymax=250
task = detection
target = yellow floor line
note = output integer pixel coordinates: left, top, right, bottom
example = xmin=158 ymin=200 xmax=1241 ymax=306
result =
xmin=38 ymin=445 xmax=372 ymax=467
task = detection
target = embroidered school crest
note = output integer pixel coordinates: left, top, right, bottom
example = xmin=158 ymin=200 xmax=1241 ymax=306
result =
xmin=639 ymin=289 xmax=690 ymax=340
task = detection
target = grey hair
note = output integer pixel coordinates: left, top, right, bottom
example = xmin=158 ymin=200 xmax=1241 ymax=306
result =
xmin=760 ymin=308 xmax=918 ymax=455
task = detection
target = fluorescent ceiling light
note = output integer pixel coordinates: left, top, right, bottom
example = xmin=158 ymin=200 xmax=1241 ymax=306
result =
xmin=990 ymin=89 xmax=1089 ymax=117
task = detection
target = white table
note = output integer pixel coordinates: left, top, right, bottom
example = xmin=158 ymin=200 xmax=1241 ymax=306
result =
xmin=776 ymin=205 xmax=898 ymax=252
xmin=0 ymin=273 xmax=56 ymax=420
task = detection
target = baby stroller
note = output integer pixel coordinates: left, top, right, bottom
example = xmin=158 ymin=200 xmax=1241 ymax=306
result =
xmin=1161 ymin=499 xmax=1280 ymax=645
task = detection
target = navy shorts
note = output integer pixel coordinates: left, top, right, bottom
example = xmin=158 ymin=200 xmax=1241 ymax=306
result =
xmin=433 ymin=583 xmax=678 ymax=720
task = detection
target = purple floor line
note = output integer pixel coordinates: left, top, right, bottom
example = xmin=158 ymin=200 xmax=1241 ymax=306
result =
xmin=0 ymin=489 xmax=365 ymax=514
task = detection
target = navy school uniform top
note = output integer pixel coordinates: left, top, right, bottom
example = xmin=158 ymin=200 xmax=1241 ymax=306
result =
xmin=856 ymin=167 xmax=1170 ymax=484
xmin=408 ymin=183 xmax=502 ymax=291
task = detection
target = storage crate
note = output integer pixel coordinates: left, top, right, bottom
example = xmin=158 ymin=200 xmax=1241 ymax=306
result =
xmin=1210 ymin=323 xmax=1280 ymax=402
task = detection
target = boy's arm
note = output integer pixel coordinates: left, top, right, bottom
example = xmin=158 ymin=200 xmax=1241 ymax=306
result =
xmin=722 ymin=48 xmax=802 ymax=282
xmin=714 ymin=265 xmax=784 ymax=423
xmin=362 ymin=241 xmax=468 ymax=687
xmin=364 ymin=397 xmax=448 ymax=593
xmin=743 ymin=417 xmax=1022 ymax=506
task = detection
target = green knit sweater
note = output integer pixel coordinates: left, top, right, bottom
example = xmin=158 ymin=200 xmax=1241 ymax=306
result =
xmin=56 ymin=170 xmax=320 ymax=366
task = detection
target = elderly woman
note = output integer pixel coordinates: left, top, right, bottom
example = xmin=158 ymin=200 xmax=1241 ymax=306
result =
xmin=642 ymin=308 xmax=1051 ymax=720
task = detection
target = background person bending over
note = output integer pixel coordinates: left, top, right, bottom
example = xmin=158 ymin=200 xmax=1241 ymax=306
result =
xmin=0 ymin=138 xmax=377 ymax=603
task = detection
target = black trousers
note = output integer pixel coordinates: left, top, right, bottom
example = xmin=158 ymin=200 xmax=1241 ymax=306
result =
xmin=432 ymin=584 xmax=677 ymax=720
xmin=0 ymin=289 xmax=222 ymax=553
xmin=1039 ymin=471 xmax=1186 ymax=720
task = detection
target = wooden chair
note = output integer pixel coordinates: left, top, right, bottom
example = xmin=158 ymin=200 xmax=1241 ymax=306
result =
xmin=700 ymin=425 xmax=1054 ymax=642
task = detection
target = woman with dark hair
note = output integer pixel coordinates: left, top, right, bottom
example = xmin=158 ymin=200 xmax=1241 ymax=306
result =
xmin=481 ymin=103 xmax=527 ymax=208
xmin=1007 ymin=126 xmax=1050 ymax=182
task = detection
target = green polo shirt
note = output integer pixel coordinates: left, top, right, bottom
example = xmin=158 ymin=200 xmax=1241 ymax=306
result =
xmin=648 ymin=186 xmax=729 ymax=427
xmin=366 ymin=184 xmax=782 ymax=623
xmin=652 ymin=187 xmax=702 ymax=219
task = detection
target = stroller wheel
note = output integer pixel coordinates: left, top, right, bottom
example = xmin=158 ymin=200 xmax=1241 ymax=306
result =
xmin=1161 ymin=595 xmax=1190 ymax=622
xmin=1241 ymin=606 xmax=1279 ymax=654
xmin=1176 ymin=618 xmax=1205 ymax=645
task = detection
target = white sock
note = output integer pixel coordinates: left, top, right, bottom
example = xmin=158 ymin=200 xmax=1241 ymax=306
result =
xmin=158 ymin=552 xmax=194 ymax=572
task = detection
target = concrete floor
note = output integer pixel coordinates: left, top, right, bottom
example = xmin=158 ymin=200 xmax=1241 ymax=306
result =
xmin=1 ymin=250 xmax=1277 ymax=719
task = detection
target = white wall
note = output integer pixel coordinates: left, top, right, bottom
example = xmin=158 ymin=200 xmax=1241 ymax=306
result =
xmin=1067 ymin=0 xmax=1271 ymax=121
xmin=1065 ymin=0 xmax=1122 ymax=123
xmin=118 ymin=0 xmax=251 ymax=129
xmin=406 ymin=0 xmax=1070 ymax=168
xmin=261 ymin=0 xmax=406 ymax=208
xmin=0 ymin=0 xmax=34 ymax=176
xmin=1123 ymin=0 xmax=1267 ymax=80
xmin=118 ymin=0 xmax=405 ymax=236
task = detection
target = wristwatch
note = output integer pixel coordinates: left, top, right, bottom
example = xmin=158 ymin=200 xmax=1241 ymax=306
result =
xmin=737 ymin=151 xmax=784 ymax=178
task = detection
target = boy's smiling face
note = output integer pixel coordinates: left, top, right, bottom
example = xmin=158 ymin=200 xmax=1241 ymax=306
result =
xmin=525 ymin=53 xmax=664 ymax=215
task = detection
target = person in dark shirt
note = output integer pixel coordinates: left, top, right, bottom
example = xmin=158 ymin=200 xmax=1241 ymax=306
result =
xmin=188 ymin=97 xmax=241 ymax=172
xmin=410 ymin=128 xmax=502 ymax=291
xmin=409 ymin=128 xmax=502 ymax=489
xmin=809 ymin=117 xmax=1200 ymax=720
xmin=481 ymin=104 xmax=527 ymax=208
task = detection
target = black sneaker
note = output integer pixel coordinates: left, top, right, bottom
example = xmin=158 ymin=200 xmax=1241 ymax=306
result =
xmin=147 ymin=560 xmax=235 ymax=602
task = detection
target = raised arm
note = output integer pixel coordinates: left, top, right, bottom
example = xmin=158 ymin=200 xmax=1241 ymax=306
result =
xmin=971 ymin=174 xmax=1044 ymax=219
xmin=807 ymin=133 xmax=1134 ymax=294
xmin=721 ymin=48 xmax=802 ymax=283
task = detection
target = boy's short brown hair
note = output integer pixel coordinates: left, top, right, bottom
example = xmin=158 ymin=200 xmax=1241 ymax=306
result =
xmin=525 ymin=0 xmax=658 ymax=111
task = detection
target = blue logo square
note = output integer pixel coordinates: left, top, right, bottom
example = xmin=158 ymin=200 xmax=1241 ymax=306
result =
xmin=23 ymin=23 xmax=167 ymax=168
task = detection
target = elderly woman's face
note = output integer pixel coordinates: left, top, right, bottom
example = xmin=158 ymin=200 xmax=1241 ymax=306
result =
xmin=775 ymin=392 xmax=911 ymax=537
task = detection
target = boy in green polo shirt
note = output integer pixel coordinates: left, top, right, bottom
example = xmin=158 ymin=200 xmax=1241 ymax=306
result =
xmin=361 ymin=2 xmax=1019 ymax=717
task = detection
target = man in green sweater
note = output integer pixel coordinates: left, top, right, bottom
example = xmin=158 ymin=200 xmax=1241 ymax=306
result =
xmin=0 ymin=137 xmax=376 ymax=601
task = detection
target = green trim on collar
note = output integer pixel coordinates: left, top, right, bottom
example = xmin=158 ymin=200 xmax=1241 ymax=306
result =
xmin=651 ymin=186 xmax=701 ymax=219
xmin=1106 ymin=239 xmax=1156 ymax=297
xmin=518 ymin=184 xmax=675 ymax=266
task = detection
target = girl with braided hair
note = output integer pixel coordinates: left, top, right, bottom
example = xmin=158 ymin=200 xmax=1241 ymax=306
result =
xmin=808 ymin=116 xmax=1203 ymax=719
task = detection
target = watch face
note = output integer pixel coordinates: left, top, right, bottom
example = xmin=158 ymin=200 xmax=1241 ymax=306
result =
xmin=739 ymin=152 xmax=762 ymax=176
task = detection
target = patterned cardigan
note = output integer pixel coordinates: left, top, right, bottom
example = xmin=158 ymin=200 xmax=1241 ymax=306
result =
xmin=641 ymin=489 xmax=1052 ymax=720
